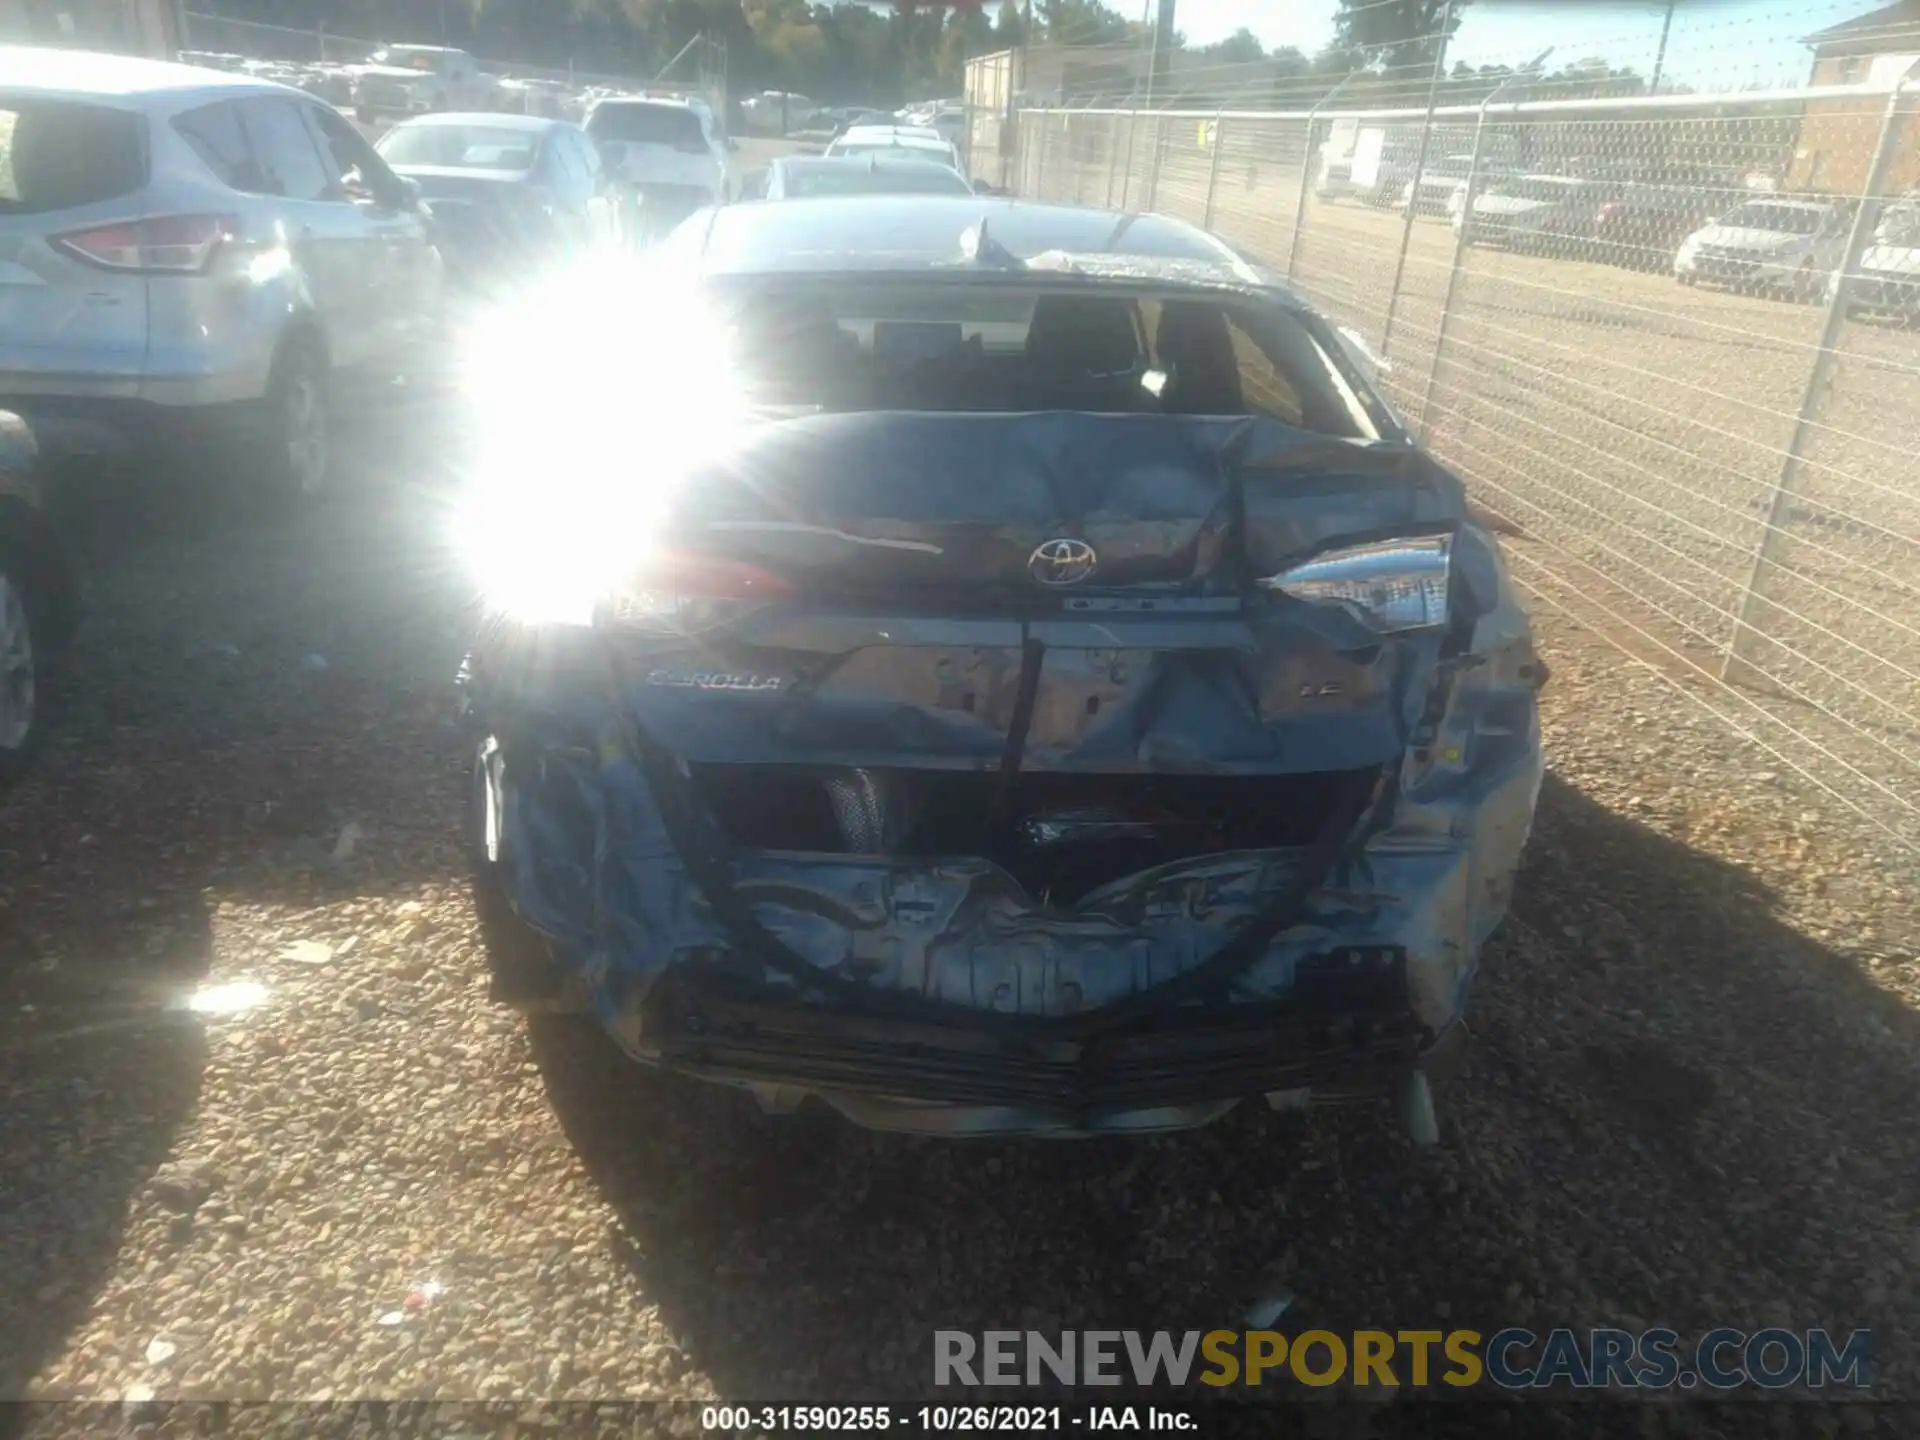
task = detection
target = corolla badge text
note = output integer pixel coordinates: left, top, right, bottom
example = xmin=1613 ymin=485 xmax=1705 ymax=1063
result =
xmin=1028 ymin=537 xmax=1099 ymax=587
xmin=645 ymin=670 xmax=784 ymax=693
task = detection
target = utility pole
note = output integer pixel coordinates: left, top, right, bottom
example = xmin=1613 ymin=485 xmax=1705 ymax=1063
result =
xmin=1146 ymin=0 xmax=1176 ymax=104
xmin=1650 ymin=0 xmax=1676 ymax=94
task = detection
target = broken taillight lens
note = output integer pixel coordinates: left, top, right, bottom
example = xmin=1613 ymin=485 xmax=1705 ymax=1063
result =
xmin=54 ymin=214 xmax=238 ymax=273
xmin=1259 ymin=534 xmax=1452 ymax=633
xmin=605 ymin=550 xmax=794 ymax=634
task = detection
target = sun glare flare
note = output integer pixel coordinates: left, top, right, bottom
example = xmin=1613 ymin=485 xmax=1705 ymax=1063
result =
xmin=453 ymin=250 xmax=751 ymax=625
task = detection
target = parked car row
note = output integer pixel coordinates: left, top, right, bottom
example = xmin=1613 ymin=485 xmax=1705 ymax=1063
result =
xmin=179 ymin=45 xmax=625 ymax=128
xmin=738 ymin=92 xmax=966 ymax=146
xmin=1396 ymin=167 xmax=1920 ymax=317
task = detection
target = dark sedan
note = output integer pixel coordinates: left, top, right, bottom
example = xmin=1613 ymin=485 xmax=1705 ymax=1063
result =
xmin=1589 ymin=180 xmax=1748 ymax=271
xmin=457 ymin=196 xmax=1546 ymax=1140
xmin=376 ymin=113 xmax=622 ymax=294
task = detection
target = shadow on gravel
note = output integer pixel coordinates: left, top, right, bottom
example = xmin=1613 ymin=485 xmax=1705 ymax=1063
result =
xmin=0 ymin=920 xmax=212 ymax=1398
xmin=531 ymin=766 xmax=1918 ymax=1420
xmin=0 ymin=419 xmax=472 ymax=1393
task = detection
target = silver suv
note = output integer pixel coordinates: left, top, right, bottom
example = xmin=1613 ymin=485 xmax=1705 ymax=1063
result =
xmin=0 ymin=47 xmax=443 ymax=496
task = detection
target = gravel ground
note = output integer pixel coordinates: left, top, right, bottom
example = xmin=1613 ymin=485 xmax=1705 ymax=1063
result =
xmin=0 ymin=240 xmax=1915 ymax=1434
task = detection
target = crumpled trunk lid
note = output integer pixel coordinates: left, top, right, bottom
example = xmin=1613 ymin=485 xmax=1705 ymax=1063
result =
xmin=613 ymin=412 xmax=1457 ymax=776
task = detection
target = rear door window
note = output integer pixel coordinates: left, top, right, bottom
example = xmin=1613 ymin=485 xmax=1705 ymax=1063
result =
xmin=307 ymin=103 xmax=408 ymax=208
xmin=238 ymin=97 xmax=333 ymax=202
xmin=0 ymin=97 xmax=146 ymax=214
xmin=173 ymin=100 xmax=270 ymax=193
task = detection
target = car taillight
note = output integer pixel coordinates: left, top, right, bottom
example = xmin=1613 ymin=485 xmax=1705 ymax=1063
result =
xmin=54 ymin=214 xmax=237 ymax=273
xmin=605 ymin=550 xmax=795 ymax=634
xmin=1258 ymin=534 xmax=1453 ymax=633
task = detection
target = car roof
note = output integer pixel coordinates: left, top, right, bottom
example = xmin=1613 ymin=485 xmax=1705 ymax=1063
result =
xmin=592 ymin=94 xmax=693 ymax=110
xmin=0 ymin=44 xmax=283 ymax=98
xmin=835 ymin=132 xmax=953 ymax=154
xmin=679 ymin=195 xmax=1284 ymax=292
xmin=774 ymin=154 xmax=958 ymax=173
xmin=842 ymin=124 xmax=943 ymax=139
xmin=387 ymin=111 xmax=561 ymax=132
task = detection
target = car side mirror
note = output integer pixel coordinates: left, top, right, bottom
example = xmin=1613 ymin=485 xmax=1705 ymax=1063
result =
xmin=972 ymin=178 xmax=1004 ymax=196
xmin=398 ymin=175 xmax=424 ymax=210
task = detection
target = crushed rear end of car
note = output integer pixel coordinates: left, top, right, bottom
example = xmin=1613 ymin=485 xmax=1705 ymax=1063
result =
xmin=460 ymin=270 xmax=1544 ymax=1139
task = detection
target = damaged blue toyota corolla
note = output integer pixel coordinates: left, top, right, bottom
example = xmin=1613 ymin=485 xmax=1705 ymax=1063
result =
xmin=457 ymin=195 xmax=1545 ymax=1140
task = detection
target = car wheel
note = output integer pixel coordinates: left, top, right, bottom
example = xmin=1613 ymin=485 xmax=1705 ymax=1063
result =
xmin=256 ymin=340 xmax=331 ymax=501
xmin=1677 ymin=272 xmax=1696 ymax=286
xmin=468 ymin=740 xmax=589 ymax=1013
xmin=0 ymin=542 xmax=46 ymax=789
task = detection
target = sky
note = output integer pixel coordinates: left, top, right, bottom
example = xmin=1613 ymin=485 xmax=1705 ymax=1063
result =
xmin=1139 ymin=0 xmax=1893 ymax=90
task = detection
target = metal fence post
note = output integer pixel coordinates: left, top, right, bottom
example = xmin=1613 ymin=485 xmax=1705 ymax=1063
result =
xmin=1035 ymin=110 xmax=1050 ymax=200
xmin=1380 ymin=1 xmax=1454 ymax=359
xmin=1723 ymin=64 xmax=1920 ymax=683
xmin=1202 ymin=112 xmax=1227 ymax=230
xmin=1417 ymin=70 xmax=1537 ymax=441
xmin=1119 ymin=105 xmax=1141 ymax=210
xmin=1145 ymin=113 xmax=1168 ymax=212
xmin=1286 ymin=74 xmax=1356 ymax=283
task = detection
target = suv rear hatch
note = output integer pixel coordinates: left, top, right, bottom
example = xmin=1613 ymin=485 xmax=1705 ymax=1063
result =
xmin=586 ymin=101 xmax=713 ymax=209
xmin=0 ymin=96 xmax=151 ymax=387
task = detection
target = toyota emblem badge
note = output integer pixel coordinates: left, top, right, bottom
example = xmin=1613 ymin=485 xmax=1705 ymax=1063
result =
xmin=1027 ymin=537 xmax=1098 ymax=587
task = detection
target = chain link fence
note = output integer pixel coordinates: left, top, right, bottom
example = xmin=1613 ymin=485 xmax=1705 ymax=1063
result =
xmin=1015 ymin=76 xmax=1920 ymax=859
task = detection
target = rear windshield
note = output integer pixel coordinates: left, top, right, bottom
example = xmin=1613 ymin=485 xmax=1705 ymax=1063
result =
xmin=786 ymin=164 xmax=971 ymax=197
xmin=702 ymin=279 xmax=1385 ymax=440
xmin=586 ymin=103 xmax=704 ymax=148
xmin=379 ymin=124 xmax=538 ymax=171
xmin=0 ymin=98 xmax=145 ymax=215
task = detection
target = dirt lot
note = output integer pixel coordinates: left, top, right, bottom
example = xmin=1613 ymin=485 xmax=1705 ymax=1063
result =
xmin=0 ymin=150 xmax=1916 ymax=1428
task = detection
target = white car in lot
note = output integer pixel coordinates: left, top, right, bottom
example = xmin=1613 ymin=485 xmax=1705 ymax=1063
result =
xmin=583 ymin=95 xmax=739 ymax=238
xmin=1674 ymin=197 xmax=1850 ymax=298
xmin=351 ymin=45 xmax=496 ymax=121
xmin=0 ymin=46 xmax=443 ymax=497
xmin=1830 ymin=193 xmax=1920 ymax=320
xmin=824 ymin=125 xmax=963 ymax=173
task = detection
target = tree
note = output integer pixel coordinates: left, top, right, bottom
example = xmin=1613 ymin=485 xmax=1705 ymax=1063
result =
xmin=1329 ymin=0 xmax=1463 ymax=72
xmin=1036 ymin=0 xmax=1132 ymax=47
xmin=1191 ymin=27 xmax=1264 ymax=66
